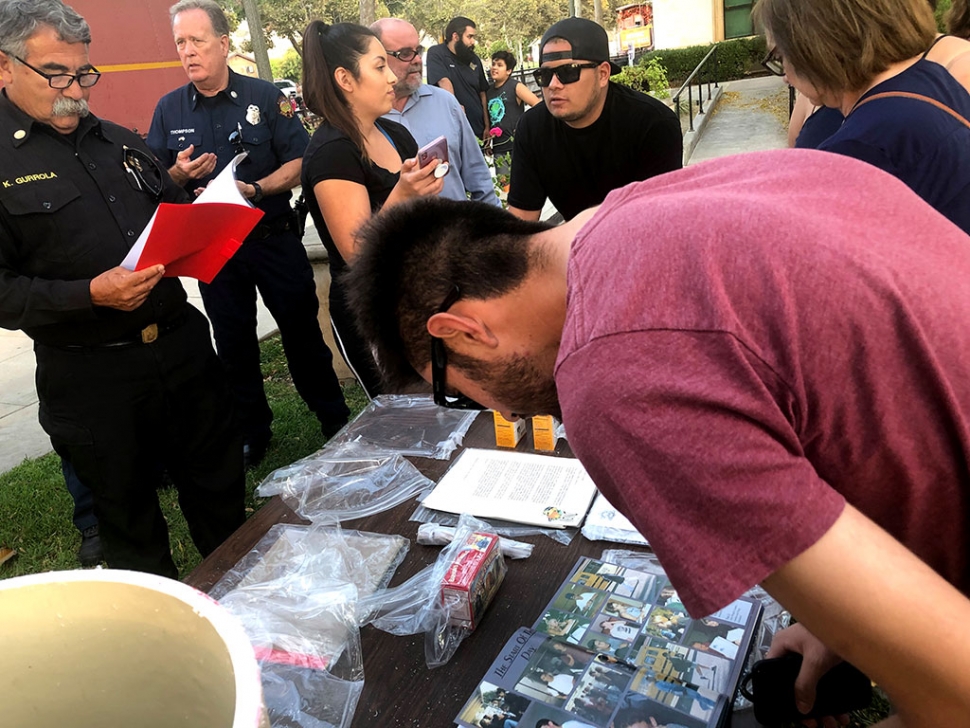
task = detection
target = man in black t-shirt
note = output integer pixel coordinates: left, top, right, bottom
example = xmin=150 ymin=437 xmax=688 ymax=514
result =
xmin=426 ymin=16 xmax=490 ymax=139
xmin=507 ymin=18 xmax=682 ymax=221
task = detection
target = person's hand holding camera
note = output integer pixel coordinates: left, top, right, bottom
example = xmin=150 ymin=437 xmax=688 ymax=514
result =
xmin=767 ymin=623 xmax=849 ymax=728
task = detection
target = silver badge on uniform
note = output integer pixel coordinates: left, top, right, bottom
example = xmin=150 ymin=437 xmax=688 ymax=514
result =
xmin=246 ymin=104 xmax=261 ymax=125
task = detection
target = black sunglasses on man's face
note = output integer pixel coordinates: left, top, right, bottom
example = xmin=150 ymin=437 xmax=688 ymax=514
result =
xmin=431 ymin=285 xmax=487 ymax=410
xmin=533 ymin=62 xmax=599 ymax=88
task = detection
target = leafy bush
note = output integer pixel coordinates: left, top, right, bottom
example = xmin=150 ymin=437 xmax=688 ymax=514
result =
xmin=614 ymin=57 xmax=671 ymax=99
xmin=643 ymin=56 xmax=670 ymax=99
xmin=639 ymin=35 xmax=768 ymax=87
xmin=613 ymin=65 xmax=651 ymax=94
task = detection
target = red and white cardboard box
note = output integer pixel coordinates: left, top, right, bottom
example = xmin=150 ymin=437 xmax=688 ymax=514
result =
xmin=440 ymin=532 xmax=507 ymax=629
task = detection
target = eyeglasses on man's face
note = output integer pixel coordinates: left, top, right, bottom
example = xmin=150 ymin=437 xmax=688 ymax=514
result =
xmin=387 ymin=46 xmax=424 ymax=62
xmin=533 ymin=62 xmax=599 ymax=88
xmin=4 ymin=51 xmax=101 ymax=89
xmin=761 ymin=47 xmax=785 ymax=77
xmin=431 ymin=285 xmax=487 ymax=411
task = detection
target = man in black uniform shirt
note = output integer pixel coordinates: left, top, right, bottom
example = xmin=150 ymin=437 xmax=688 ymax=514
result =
xmin=148 ymin=0 xmax=349 ymax=467
xmin=507 ymin=18 xmax=683 ymax=222
xmin=425 ymin=16 xmax=490 ymax=140
xmin=0 ymin=0 xmax=244 ymax=577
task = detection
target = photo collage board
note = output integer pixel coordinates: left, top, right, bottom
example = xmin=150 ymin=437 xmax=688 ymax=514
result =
xmin=455 ymin=557 xmax=763 ymax=728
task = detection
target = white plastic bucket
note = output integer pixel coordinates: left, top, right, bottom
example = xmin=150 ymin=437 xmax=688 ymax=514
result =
xmin=0 ymin=569 xmax=267 ymax=728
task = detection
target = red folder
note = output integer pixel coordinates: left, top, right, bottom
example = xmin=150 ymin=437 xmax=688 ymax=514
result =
xmin=133 ymin=202 xmax=263 ymax=284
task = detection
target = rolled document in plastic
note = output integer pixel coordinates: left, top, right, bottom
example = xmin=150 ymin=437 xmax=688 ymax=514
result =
xmin=416 ymin=522 xmax=535 ymax=558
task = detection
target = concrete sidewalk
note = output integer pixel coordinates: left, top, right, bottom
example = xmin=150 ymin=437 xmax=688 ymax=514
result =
xmin=686 ymin=75 xmax=790 ymax=163
xmin=0 ymin=217 xmax=349 ymax=475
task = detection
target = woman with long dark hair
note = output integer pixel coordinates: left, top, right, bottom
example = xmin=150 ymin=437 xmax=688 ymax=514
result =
xmin=301 ymin=21 xmax=443 ymax=397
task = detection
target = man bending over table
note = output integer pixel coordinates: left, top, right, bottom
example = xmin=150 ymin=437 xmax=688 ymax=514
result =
xmin=342 ymin=149 xmax=970 ymax=727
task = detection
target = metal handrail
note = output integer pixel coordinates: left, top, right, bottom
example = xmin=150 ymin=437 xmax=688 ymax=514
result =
xmin=670 ymin=45 xmax=719 ymax=133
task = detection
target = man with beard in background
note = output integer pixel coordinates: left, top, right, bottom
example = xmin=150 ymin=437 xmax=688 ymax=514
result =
xmin=426 ymin=16 xmax=490 ymax=139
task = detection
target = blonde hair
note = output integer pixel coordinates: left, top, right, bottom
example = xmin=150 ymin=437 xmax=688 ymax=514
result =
xmin=753 ymin=0 xmax=936 ymax=93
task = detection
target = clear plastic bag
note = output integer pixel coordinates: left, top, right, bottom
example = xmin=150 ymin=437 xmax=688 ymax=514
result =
xmin=219 ymin=582 xmax=363 ymax=728
xmin=364 ymin=514 xmax=507 ymax=669
xmin=211 ymin=523 xmax=409 ymax=602
xmin=211 ymin=524 xmax=412 ymax=728
xmin=322 ymin=394 xmax=478 ymax=460
xmin=256 ymin=453 xmax=433 ymax=522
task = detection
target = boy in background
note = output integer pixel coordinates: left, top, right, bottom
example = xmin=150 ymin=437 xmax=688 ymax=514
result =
xmin=486 ymin=50 xmax=541 ymax=177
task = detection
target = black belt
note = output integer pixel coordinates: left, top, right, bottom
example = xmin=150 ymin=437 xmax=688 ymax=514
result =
xmin=57 ymin=314 xmax=188 ymax=351
xmin=248 ymin=213 xmax=295 ymax=241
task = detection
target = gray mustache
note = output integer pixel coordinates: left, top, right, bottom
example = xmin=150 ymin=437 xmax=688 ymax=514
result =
xmin=52 ymin=97 xmax=90 ymax=117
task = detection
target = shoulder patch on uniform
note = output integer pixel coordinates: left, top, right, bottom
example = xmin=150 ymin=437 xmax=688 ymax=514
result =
xmin=278 ymin=96 xmax=294 ymax=118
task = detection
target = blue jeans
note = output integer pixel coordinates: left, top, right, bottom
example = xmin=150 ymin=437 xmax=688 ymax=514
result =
xmin=61 ymin=456 xmax=97 ymax=533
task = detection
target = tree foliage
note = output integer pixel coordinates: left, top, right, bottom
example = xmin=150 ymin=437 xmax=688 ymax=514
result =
xmin=228 ymin=0 xmax=367 ymax=55
xmin=398 ymin=0 xmax=570 ymax=49
xmin=271 ymin=48 xmax=303 ymax=80
xmin=245 ymin=0 xmax=621 ymax=62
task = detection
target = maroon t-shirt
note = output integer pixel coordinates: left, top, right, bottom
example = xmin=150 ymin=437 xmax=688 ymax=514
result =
xmin=555 ymin=149 xmax=970 ymax=616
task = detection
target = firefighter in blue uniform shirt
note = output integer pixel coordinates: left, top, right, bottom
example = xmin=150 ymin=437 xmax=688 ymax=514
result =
xmin=148 ymin=0 xmax=349 ymax=467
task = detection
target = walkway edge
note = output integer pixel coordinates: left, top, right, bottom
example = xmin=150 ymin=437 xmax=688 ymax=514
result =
xmin=682 ymin=85 xmax=724 ymax=165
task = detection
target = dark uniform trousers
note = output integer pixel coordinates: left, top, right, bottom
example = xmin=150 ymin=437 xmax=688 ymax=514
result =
xmin=199 ymin=217 xmax=349 ymax=444
xmin=35 ymin=307 xmax=245 ymax=578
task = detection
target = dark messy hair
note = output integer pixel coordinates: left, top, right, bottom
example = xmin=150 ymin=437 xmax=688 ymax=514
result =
xmin=491 ymin=49 xmax=516 ymax=71
xmin=445 ymin=16 xmax=475 ymax=43
xmin=302 ymin=20 xmax=377 ymax=160
xmin=345 ymin=197 xmax=552 ymax=390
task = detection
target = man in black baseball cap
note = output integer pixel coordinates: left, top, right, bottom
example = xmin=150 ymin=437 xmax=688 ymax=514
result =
xmin=507 ymin=17 xmax=682 ymax=222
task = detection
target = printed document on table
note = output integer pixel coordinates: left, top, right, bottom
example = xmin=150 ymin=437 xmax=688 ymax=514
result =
xmin=420 ymin=448 xmax=597 ymax=528
xmin=121 ymin=153 xmax=262 ymax=283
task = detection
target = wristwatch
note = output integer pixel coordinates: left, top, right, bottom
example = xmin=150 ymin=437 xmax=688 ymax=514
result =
xmin=250 ymin=181 xmax=263 ymax=203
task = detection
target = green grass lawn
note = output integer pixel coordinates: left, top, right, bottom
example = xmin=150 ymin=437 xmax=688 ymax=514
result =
xmin=0 ymin=334 xmax=368 ymax=580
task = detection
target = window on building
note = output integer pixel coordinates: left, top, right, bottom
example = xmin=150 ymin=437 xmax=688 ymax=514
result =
xmin=724 ymin=0 xmax=753 ymax=38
